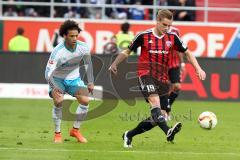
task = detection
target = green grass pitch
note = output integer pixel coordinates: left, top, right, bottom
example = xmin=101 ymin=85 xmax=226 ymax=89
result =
xmin=0 ymin=99 xmax=240 ymax=160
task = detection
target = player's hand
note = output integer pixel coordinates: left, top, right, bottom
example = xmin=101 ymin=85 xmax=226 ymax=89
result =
xmin=88 ymin=83 xmax=94 ymax=94
xmin=108 ymin=64 xmax=118 ymax=75
xmin=196 ymin=68 xmax=206 ymax=80
xmin=53 ymin=88 xmax=63 ymax=94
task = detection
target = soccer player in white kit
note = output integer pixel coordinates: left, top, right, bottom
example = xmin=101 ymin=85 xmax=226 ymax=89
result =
xmin=45 ymin=20 xmax=94 ymax=143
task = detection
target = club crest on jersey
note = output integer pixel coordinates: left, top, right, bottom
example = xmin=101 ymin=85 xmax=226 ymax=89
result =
xmin=166 ymin=41 xmax=172 ymax=47
xmin=48 ymin=60 xmax=54 ymax=64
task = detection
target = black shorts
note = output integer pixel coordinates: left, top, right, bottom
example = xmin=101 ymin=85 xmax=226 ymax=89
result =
xmin=138 ymin=75 xmax=170 ymax=103
xmin=168 ymin=67 xmax=181 ymax=83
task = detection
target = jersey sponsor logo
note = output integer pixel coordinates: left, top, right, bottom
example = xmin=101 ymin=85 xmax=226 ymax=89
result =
xmin=149 ymin=50 xmax=169 ymax=54
xmin=61 ymin=62 xmax=79 ymax=67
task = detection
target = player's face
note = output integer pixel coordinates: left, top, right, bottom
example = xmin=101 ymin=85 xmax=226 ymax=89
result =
xmin=64 ymin=29 xmax=79 ymax=48
xmin=156 ymin=18 xmax=173 ymax=34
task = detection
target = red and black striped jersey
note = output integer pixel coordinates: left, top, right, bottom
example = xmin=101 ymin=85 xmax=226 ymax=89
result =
xmin=168 ymin=27 xmax=181 ymax=69
xmin=128 ymin=28 xmax=187 ymax=82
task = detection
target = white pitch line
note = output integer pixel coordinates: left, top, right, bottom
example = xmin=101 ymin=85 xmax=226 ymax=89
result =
xmin=0 ymin=147 xmax=239 ymax=156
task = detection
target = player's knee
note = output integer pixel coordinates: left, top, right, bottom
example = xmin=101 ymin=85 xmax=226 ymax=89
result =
xmin=75 ymin=87 xmax=89 ymax=97
xmin=53 ymin=98 xmax=64 ymax=107
xmin=148 ymin=95 xmax=160 ymax=107
xmin=77 ymin=96 xmax=89 ymax=106
xmin=145 ymin=117 xmax=157 ymax=126
xmin=151 ymin=107 xmax=165 ymax=124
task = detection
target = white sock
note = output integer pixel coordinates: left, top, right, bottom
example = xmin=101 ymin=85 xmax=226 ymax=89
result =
xmin=52 ymin=106 xmax=62 ymax=133
xmin=73 ymin=104 xmax=89 ymax=129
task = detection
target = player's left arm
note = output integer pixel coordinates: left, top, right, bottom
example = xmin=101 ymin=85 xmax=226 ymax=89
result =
xmin=178 ymin=52 xmax=186 ymax=72
xmin=184 ymin=50 xmax=206 ymax=80
xmin=175 ymin=28 xmax=186 ymax=69
xmin=173 ymin=34 xmax=206 ymax=80
xmin=82 ymin=47 xmax=94 ymax=93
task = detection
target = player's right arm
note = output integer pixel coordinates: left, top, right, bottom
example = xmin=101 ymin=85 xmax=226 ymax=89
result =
xmin=108 ymin=48 xmax=131 ymax=74
xmin=109 ymin=32 xmax=143 ymax=74
xmin=45 ymin=50 xmax=59 ymax=84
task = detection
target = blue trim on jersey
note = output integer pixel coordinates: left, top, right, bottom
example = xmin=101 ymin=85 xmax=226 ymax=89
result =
xmin=77 ymin=41 xmax=87 ymax=47
xmin=50 ymin=44 xmax=64 ymax=60
xmin=45 ymin=67 xmax=50 ymax=80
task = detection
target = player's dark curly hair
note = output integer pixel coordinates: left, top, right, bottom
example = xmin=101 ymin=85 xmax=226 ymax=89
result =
xmin=59 ymin=20 xmax=82 ymax=37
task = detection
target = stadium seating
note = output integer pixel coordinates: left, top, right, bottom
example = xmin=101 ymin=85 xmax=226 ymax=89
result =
xmin=196 ymin=0 xmax=240 ymax=22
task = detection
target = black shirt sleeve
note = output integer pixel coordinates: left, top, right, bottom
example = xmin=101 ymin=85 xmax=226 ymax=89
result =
xmin=128 ymin=33 xmax=143 ymax=51
xmin=173 ymin=33 xmax=188 ymax=53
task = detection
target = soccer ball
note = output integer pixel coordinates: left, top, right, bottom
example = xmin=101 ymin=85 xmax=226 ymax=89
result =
xmin=198 ymin=111 xmax=217 ymax=129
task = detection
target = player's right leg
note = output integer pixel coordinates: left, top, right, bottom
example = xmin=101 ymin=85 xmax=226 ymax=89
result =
xmin=51 ymin=89 xmax=64 ymax=143
xmin=139 ymin=76 xmax=181 ymax=142
xmin=149 ymin=95 xmax=182 ymax=142
xmin=138 ymin=76 xmax=170 ymax=135
xmin=49 ymin=77 xmax=65 ymax=143
xmin=122 ymin=76 xmax=158 ymax=148
xmin=123 ymin=117 xmax=157 ymax=148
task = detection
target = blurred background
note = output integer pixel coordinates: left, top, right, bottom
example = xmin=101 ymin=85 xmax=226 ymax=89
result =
xmin=0 ymin=2 xmax=240 ymax=159
xmin=0 ymin=0 xmax=240 ymax=101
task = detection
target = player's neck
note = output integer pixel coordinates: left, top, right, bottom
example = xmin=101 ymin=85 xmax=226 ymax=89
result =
xmin=64 ymin=41 xmax=76 ymax=52
xmin=153 ymin=27 xmax=163 ymax=37
xmin=66 ymin=43 xmax=75 ymax=49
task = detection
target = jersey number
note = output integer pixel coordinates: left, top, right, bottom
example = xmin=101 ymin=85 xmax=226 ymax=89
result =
xmin=146 ymin=85 xmax=155 ymax=92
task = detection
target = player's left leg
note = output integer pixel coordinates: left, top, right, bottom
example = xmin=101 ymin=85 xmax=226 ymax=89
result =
xmin=66 ymin=78 xmax=89 ymax=143
xmin=168 ymin=67 xmax=181 ymax=113
xmin=160 ymin=95 xmax=171 ymax=121
xmin=168 ymin=83 xmax=181 ymax=109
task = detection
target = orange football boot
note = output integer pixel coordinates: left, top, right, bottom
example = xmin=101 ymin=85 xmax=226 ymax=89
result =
xmin=70 ymin=128 xmax=87 ymax=143
xmin=54 ymin=132 xmax=62 ymax=143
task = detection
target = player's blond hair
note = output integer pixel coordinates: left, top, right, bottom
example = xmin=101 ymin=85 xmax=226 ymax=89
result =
xmin=157 ymin=9 xmax=173 ymax=21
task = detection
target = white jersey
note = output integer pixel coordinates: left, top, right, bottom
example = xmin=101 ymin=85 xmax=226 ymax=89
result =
xmin=45 ymin=40 xmax=94 ymax=83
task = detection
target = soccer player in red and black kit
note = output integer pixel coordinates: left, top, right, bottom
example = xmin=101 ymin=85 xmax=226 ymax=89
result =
xmin=109 ymin=9 xmax=206 ymax=148
xmin=163 ymin=26 xmax=185 ymax=119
